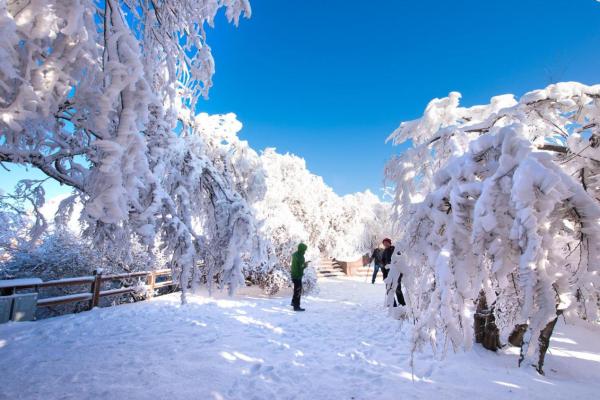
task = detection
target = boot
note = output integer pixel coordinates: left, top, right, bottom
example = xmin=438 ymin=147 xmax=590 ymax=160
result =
xmin=293 ymin=307 xmax=305 ymax=312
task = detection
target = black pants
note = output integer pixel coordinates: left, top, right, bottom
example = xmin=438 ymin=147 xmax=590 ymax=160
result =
xmin=384 ymin=270 xmax=406 ymax=307
xmin=292 ymin=278 xmax=302 ymax=308
xmin=381 ymin=266 xmax=389 ymax=280
xmin=394 ymin=274 xmax=406 ymax=307
xmin=372 ymin=264 xmax=382 ymax=283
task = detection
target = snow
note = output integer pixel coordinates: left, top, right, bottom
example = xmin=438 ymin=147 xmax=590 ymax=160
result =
xmin=1 ymin=278 xmax=598 ymax=400
xmin=0 ymin=278 xmax=42 ymax=289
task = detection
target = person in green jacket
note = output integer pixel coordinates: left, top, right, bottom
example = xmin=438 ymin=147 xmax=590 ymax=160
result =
xmin=290 ymin=243 xmax=309 ymax=311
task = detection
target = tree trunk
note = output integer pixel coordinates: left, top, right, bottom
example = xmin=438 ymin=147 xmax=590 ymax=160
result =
xmin=508 ymin=310 xmax=562 ymax=375
xmin=508 ymin=324 xmax=528 ymax=347
xmin=536 ymin=313 xmax=560 ymax=375
xmin=474 ymin=291 xmax=501 ymax=351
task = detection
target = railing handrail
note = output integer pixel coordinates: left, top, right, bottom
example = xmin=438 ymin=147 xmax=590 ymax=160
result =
xmin=0 ymin=269 xmax=172 ymax=291
xmin=0 ymin=269 xmax=178 ymax=318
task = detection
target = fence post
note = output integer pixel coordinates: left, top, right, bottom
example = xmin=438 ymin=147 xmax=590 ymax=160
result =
xmin=89 ymin=269 xmax=103 ymax=310
xmin=147 ymin=271 xmax=156 ymax=298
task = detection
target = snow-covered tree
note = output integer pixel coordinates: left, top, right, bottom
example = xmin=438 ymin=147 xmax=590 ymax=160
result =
xmin=185 ymin=123 xmax=393 ymax=293
xmin=187 ymin=112 xmax=274 ymax=293
xmin=0 ymin=179 xmax=49 ymax=260
xmin=385 ymin=82 xmax=600 ymax=373
xmin=329 ymin=190 xmax=392 ymax=259
xmin=0 ymin=193 xmax=30 ymax=262
xmin=255 ymin=149 xmax=392 ymax=288
xmin=0 ymin=0 xmax=255 ymax=302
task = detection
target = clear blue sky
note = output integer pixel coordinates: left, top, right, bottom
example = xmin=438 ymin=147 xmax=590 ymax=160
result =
xmin=2 ymin=0 xmax=600 ymax=198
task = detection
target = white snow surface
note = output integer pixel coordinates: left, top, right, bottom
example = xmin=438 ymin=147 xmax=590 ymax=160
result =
xmin=0 ymin=278 xmax=598 ymax=400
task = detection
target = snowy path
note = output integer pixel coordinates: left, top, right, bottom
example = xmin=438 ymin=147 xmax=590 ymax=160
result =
xmin=1 ymin=278 xmax=599 ymax=400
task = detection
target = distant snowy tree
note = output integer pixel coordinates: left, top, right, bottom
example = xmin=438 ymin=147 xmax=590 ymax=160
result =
xmin=385 ymin=82 xmax=600 ymax=373
xmin=255 ymin=149 xmax=392 ymax=290
xmin=329 ymin=191 xmax=392 ymax=259
xmin=0 ymin=0 xmax=255 ymax=302
xmin=0 ymin=193 xmax=29 ymax=261
xmin=0 ymin=180 xmax=49 ymax=259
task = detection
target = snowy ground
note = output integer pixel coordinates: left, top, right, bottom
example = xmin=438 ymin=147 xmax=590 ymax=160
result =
xmin=1 ymin=278 xmax=599 ymax=400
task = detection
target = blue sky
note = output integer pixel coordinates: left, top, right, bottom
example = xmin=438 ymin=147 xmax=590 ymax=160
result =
xmin=200 ymin=0 xmax=600 ymax=196
xmin=2 ymin=0 xmax=600 ymax=198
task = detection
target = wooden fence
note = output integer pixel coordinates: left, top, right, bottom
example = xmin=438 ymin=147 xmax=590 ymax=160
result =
xmin=0 ymin=269 xmax=177 ymax=313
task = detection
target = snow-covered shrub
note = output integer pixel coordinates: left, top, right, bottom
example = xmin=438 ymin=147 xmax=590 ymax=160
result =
xmin=301 ymin=265 xmax=319 ymax=295
xmin=1 ymin=230 xmax=104 ymax=281
xmin=385 ymin=82 xmax=600 ymax=372
xmin=0 ymin=229 xmax=162 ymax=318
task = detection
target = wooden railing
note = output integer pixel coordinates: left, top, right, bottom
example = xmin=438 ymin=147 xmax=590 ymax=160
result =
xmin=0 ymin=269 xmax=177 ymax=312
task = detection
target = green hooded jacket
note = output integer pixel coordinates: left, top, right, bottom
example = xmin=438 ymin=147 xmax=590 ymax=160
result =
xmin=290 ymin=243 xmax=308 ymax=280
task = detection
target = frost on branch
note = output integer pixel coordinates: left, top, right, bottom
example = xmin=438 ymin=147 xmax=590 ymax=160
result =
xmin=385 ymin=82 xmax=600 ymax=372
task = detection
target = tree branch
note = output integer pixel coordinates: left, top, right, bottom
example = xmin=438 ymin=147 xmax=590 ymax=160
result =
xmin=0 ymin=152 xmax=84 ymax=191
